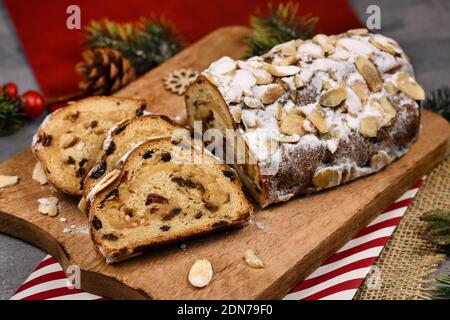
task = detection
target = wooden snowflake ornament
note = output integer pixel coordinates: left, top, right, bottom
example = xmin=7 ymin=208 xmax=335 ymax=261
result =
xmin=164 ymin=68 xmax=199 ymax=95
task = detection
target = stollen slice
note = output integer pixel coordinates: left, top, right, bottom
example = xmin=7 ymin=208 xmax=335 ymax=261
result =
xmin=88 ymin=137 xmax=252 ymax=263
xmin=32 ymin=96 xmax=148 ymax=196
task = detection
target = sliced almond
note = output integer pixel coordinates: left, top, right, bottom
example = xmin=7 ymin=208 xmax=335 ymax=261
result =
xmin=210 ymin=56 xmax=236 ymax=75
xmin=78 ymin=197 xmax=88 ymax=215
xmin=263 ymin=63 xmax=300 ymax=77
xmin=275 ymin=102 xmax=283 ymax=120
xmin=322 ymin=81 xmax=332 ymax=90
xmin=313 ymin=168 xmax=341 ymax=189
xmin=312 ymin=34 xmax=329 ymax=46
xmin=320 ymin=43 xmax=335 ymax=55
xmin=370 ymin=150 xmax=392 ymax=171
xmin=252 ymin=69 xmax=273 ymax=85
xmin=380 ymin=96 xmax=397 ymax=118
xmin=280 ymin=114 xmax=306 ymax=136
xmin=293 ymin=74 xmax=304 ymax=88
xmin=188 ymin=259 xmax=213 ymax=288
xmin=306 ymin=108 xmax=329 ymax=133
xmin=384 ymin=82 xmax=398 ymax=95
xmin=244 ymin=250 xmax=265 ymax=269
xmin=204 ymin=73 xmax=219 ymax=87
xmin=280 ymin=40 xmax=298 ymax=56
xmin=260 ymin=84 xmax=285 ymax=104
xmin=354 ymin=56 xmax=383 ymax=92
xmin=319 ymin=87 xmax=347 ymax=107
xmin=360 ymin=115 xmax=381 ymax=137
xmin=302 ymin=119 xmax=317 ymax=133
xmin=244 ymin=96 xmax=263 ymax=109
xmin=351 ymin=81 xmax=370 ymax=104
xmin=273 ymin=133 xmax=300 ymax=143
xmin=273 ymin=55 xmax=297 ymax=66
xmin=369 ymin=36 xmax=401 ymax=56
xmin=396 ymin=72 xmax=425 ymax=100
xmin=37 ymin=197 xmax=59 ymax=217
xmin=32 ymin=162 xmax=48 ymax=185
xmin=0 ymin=175 xmax=19 ymax=188
xmin=347 ymin=28 xmax=369 ymax=36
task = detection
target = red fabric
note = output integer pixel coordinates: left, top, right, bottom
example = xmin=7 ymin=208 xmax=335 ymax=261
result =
xmin=4 ymin=0 xmax=362 ymax=98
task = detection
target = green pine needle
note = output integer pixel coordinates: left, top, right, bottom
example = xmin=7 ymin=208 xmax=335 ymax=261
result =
xmin=245 ymin=1 xmax=319 ymax=57
xmin=424 ymin=86 xmax=450 ymax=121
xmin=430 ymin=273 xmax=450 ymax=299
xmin=0 ymin=93 xmax=26 ymax=137
xmin=421 ymin=209 xmax=450 ymax=251
xmin=84 ymin=16 xmax=184 ymax=74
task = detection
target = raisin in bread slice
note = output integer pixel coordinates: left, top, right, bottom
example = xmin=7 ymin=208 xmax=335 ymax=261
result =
xmin=32 ymin=96 xmax=147 ymax=196
xmin=82 ymin=114 xmax=185 ymax=204
xmin=88 ymin=137 xmax=252 ymax=263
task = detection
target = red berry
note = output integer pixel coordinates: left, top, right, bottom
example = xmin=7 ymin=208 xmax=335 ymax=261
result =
xmin=21 ymin=90 xmax=46 ymax=119
xmin=4 ymin=82 xmax=18 ymax=99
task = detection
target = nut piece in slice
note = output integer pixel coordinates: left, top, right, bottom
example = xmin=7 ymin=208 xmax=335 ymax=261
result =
xmin=244 ymin=249 xmax=265 ymax=269
xmin=360 ymin=115 xmax=381 ymax=137
xmin=189 ymin=259 xmax=213 ymax=288
xmin=396 ymin=72 xmax=425 ymax=100
xmin=319 ymin=87 xmax=347 ymax=107
xmin=0 ymin=175 xmax=19 ymax=188
xmin=37 ymin=197 xmax=59 ymax=217
xmin=313 ymin=168 xmax=341 ymax=189
xmin=354 ymin=56 xmax=383 ymax=92
xmin=32 ymin=162 xmax=48 ymax=185
xmin=280 ymin=114 xmax=306 ymax=136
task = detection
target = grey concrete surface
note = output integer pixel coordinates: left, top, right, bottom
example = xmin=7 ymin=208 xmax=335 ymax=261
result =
xmin=0 ymin=0 xmax=449 ymax=299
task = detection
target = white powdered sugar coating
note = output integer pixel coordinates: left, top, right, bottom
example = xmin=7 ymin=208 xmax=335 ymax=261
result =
xmin=201 ymin=30 xmax=422 ymax=203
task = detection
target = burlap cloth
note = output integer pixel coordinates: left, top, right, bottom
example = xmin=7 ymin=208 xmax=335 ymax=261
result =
xmin=354 ymin=157 xmax=449 ymax=300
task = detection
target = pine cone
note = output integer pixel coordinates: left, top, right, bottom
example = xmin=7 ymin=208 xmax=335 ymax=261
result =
xmin=76 ymin=48 xmax=136 ymax=95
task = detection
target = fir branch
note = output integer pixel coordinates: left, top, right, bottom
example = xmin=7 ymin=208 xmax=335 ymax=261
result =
xmin=245 ymin=1 xmax=319 ymax=57
xmin=0 ymin=93 xmax=25 ymax=136
xmin=421 ymin=209 xmax=450 ymax=252
xmin=84 ymin=16 xmax=184 ymax=74
xmin=424 ymin=86 xmax=450 ymax=121
xmin=430 ymin=273 xmax=450 ymax=299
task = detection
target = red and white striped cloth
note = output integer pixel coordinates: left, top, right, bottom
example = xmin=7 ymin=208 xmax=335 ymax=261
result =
xmin=10 ymin=179 xmax=424 ymax=300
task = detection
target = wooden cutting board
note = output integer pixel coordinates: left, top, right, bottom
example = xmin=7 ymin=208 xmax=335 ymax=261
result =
xmin=0 ymin=26 xmax=449 ymax=300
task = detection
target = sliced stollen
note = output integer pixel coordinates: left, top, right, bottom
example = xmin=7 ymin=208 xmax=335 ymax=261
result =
xmin=32 ymin=96 xmax=148 ymax=196
xmin=186 ymin=30 xmax=423 ymax=207
xmin=82 ymin=114 xmax=185 ymax=205
xmin=88 ymin=137 xmax=252 ymax=263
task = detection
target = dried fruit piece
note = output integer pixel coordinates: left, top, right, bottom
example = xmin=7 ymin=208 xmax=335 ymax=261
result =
xmin=37 ymin=197 xmax=59 ymax=217
xmin=0 ymin=175 xmax=19 ymax=188
xmin=396 ymin=72 xmax=425 ymax=100
xmin=354 ymin=56 xmax=383 ymax=92
xmin=244 ymin=249 xmax=265 ymax=269
xmin=263 ymin=63 xmax=301 ymax=77
xmin=319 ymin=87 xmax=347 ymax=107
xmin=360 ymin=115 xmax=381 ymax=137
xmin=351 ymin=81 xmax=370 ymax=104
xmin=313 ymin=168 xmax=341 ymax=189
xmin=371 ymin=150 xmax=392 ymax=171
xmin=280 ymin=114 xmax=306 ymax=136
xmin=369 ymin=36 xmax=401 ymax=56
xmin=32 ymin=162 xmax=48 ymax=185
xmin=188 ymin=259 xmax=213 ymax=288
xmin=260 ymin=84 xmax=285 ymax=104
xmin=305 ymin=108 xmax=328 ymax=133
